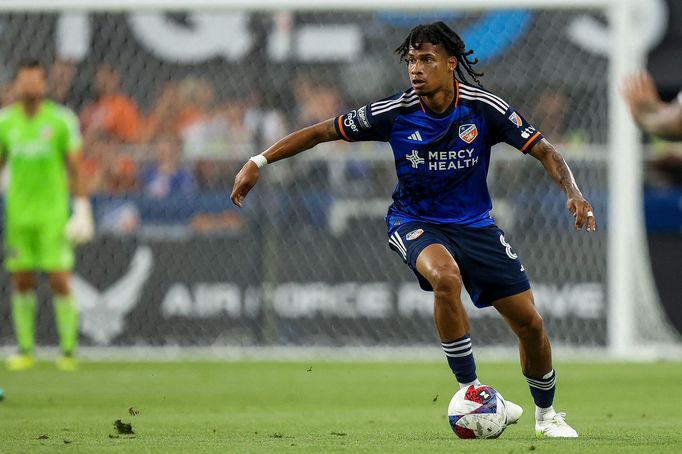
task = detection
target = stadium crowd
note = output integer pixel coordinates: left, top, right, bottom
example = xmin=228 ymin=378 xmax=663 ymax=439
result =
xmin=1 ymin=59 xmax=678 ymax=234
xmin=2 ymin=60 xmax=354 ymax=233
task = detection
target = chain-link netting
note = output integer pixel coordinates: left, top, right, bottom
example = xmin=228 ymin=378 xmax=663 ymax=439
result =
xmin=0 ymin=8 xmax=665 ymax=351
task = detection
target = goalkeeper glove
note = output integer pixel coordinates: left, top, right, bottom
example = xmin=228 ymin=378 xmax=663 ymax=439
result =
xmin=66 ymin=197 xmax=95 ymax=244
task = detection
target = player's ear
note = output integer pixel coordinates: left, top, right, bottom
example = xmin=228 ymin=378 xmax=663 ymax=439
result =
xmin=448 ymin=56 xmax=457 ymax=73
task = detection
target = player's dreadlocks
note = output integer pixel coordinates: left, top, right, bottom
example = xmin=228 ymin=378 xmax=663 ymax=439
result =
xmin=395 ymin=21 xmax=483 ymax=87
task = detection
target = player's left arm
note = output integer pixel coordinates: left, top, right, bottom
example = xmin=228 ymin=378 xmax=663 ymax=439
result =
xmin=62 ymin=108 xmax=95 ymax=244
xmin=67 ymin=152 xmax=87 ymax=198
xmin=528 ymin=139 xmax=596 ymax=232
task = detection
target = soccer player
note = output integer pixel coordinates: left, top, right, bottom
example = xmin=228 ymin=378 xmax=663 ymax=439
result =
xmin=231 ymin=22 xmax=595 ymax=438
xmin=621 ymin=71 xmax=682 ymax=139
xmin=1 ymin=59 xmax=94 ymax=371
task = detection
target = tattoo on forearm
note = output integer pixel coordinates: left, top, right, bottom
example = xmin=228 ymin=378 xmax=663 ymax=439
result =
xmin=551 ymin=150 xmax=578 ymax=194
xmin=322 ymin=119 xmax=339 ymax=141
xmin=534 ymin=141 xmax=580 ymax=197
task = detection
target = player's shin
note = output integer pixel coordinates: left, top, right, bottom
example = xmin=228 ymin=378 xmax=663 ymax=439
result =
xmin=442 ymin=334 xmax=479 ymax=389
xmin=54 ymin=295 xmax=79 ymax=356
xmin=525 ymin=369 xmax=557 ymax=418
xmin=11 ymin=291 xmax=37 ymax=355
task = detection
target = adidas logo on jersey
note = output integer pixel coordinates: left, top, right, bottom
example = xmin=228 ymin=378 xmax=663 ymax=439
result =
xmin=407 ymin=131 xmax=423 ymax=141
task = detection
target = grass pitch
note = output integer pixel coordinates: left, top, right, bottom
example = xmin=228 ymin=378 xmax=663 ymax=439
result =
xmin=0 ymin=360 xmax=681 ymax=453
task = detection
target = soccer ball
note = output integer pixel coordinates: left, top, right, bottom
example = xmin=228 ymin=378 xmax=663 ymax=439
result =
xmin=447 ymin=384 xmax=507 ymax=439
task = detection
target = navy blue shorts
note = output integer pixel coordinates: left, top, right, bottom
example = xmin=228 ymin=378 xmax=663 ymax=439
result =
xmin=388 ymin=222 xmax=530 ymax=308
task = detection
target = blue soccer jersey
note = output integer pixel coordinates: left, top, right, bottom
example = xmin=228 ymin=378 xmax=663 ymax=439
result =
xmin=334 ymin=80 xmax=544 ymax=231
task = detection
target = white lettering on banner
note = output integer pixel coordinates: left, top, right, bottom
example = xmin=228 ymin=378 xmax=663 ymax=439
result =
xmin=161 ymin=284 xmax=193 ymax=317
xmin=567 ymin=0 xmax=667 ymax=56
xmin=57 ymin=13 xmax=90 ymax=60
xmin=295 ymin=25 xmax=360 ymax=61
xmin=532 ymin=283 xmax=604 ymax=319
xmin=155 ymin=281 xmax=604 ymax=321
xmin=271 ymin=282 xmax=391 ymax=318
xmin=49 ymin=8 xmax=668 ymax=63
xmin=397 ymin=284 xmax=431 ymax=316
xmin=243 ymin=286 xmax=263 ymax=317
xmin=55 ymin=13 xmax=360 ymax=63
xmin=161 ymin=283 xmax=241 ymax=318
xmin=129 ymin=13 xmax=252 ymax=62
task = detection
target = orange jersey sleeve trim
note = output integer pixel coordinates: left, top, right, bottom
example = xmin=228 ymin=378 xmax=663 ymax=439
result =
xmin=337 ymin=116 xmax=351 ymax=141
xmin=520 ymin=131 xmax=541 ymax=153
xmin=454 ymin=80 xmax=460 ymax=108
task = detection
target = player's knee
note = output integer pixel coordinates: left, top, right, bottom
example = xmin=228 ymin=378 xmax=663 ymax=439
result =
xmin=48 ymin=275 xmax=70 ymax=296
xmin=431 ymin=266 xmax=462 ymax=296
xmin=12 ymin=274 xmax=36 ymax=292
xmin=516 ymin=312 xmax=545 ymax=341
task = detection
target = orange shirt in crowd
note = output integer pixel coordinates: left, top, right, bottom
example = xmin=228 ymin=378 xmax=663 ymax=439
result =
xmin=81 ymin=94 xmax=142 ymax=142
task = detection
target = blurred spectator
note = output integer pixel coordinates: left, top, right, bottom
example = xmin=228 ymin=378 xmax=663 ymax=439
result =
xmin=142 ymin=81 xmax=181 ymax=143
xmin=47 ymin=59 xmax=85 ymax=111
xmin=266 ymin=73 xmax=348 ymax=230
xmin=292 ymin=73 xmax=344 ymax=127
xmin=141 ymin=137 xmax=197 ymax=199
xmin=81 ymin=138 xmax=138 ymax=195
xmin=183 ymin=96 xmax=265 ymax=160
xmin=244 ymin=92 xmax=288 ymax=151
xmin=144 ymin=78 xmax=220 ymax=144
xmin=531 ymin=89 xmax=586 ymax=145
xmin=177 ymin=78 xmax=215 ymax=132
xmin=80 ymin=63 xmax=142 ymax=143
xmin=195 ymin=159 xmax=234 ymax=191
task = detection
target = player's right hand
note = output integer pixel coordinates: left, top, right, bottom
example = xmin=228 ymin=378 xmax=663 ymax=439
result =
xmin=621 ymin=71 xmax=661 ymax=118
xmin=231 ymin=161 xmax=260 ymax=208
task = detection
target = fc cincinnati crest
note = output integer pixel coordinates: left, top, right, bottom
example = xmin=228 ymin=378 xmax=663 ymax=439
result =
xmin=508 ymin=112 xmax=522 ymax=127
xmin=458 ymin=124 xmax=478 ymax=144
xmin=406 ymin=228 xmax=424 ymax=240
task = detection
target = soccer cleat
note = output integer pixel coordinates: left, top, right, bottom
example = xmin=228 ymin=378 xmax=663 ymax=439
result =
xmin=55 ymin=355 xmax=78 ymax=371
xmin=535 ymin=411 xmax=578 ymax=438
xmin=6 ymin=353 xmax=36 ymax=371
xmin=505 ymin=400 xmax=523 ymax=424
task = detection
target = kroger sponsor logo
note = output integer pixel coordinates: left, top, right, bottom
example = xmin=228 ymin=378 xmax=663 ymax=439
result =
xmin=343 ymin=110 xmax=359 ymax=133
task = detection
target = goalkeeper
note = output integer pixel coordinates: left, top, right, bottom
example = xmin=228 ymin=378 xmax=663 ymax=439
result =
xmin=1 ymin=59 xmax=94 ymax=371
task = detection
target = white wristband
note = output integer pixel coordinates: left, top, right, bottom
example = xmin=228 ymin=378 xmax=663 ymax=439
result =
xmin=249 ymin=155 xmax=268 ymax=169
